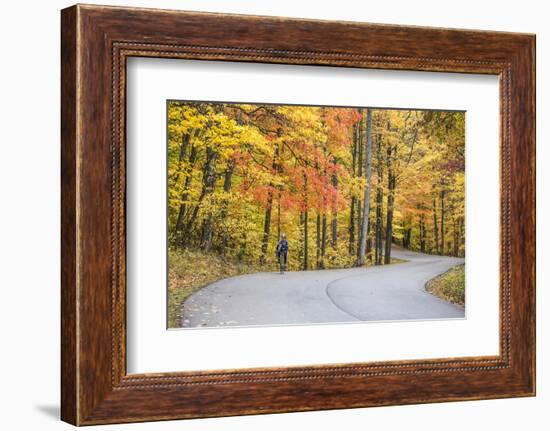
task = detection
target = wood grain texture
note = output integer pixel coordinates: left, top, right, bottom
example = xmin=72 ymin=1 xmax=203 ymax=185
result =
xmin=60 ymin=5 xmax=78 ymax=425
xmin=60 ymin=4 xmax=535 ymax=425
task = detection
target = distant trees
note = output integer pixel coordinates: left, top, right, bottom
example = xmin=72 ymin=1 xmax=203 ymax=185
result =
xmin=167 ymin=102 xmax=465 ymax=271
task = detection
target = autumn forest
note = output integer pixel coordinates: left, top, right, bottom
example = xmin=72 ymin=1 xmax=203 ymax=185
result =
xmin=167 ymin=101 xmax=465 ymax=325
xmin=169 ymin=100 xmax=465 ymax=259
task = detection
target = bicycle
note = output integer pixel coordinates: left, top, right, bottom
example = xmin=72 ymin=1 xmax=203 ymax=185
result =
xmin=278 ymin=252 xmax=286 ymax=274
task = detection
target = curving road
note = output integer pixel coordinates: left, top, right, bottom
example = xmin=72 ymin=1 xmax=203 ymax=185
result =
xmin=180 ymin=247 xmax=465 ymax=328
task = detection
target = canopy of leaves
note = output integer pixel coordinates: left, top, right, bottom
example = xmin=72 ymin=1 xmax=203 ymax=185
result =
xmin=168 ymin=101 xmax=465 ymax=270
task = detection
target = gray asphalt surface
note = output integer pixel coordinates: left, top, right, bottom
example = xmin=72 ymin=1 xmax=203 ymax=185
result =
xmin=180 ymin=247 xmax=465 ymax=328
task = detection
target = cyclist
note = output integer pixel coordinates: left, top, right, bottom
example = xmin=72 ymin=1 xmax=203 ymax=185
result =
xmin=275 ymin=233 xmax=289 ymax=274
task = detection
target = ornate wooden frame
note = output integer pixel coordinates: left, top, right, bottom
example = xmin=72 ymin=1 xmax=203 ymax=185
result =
xmin=61 ymin=4 xmax=535 ymax=425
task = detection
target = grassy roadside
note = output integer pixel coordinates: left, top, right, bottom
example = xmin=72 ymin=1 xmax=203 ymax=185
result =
xmin=168 ymin=248 xmax=268 ymax=328
xmin=425 ymin=264 xmax=465 ymax=307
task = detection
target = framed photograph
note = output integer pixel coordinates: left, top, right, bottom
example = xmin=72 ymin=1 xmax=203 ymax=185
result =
xmin=61 ymin=4 xmax=535 ymax=425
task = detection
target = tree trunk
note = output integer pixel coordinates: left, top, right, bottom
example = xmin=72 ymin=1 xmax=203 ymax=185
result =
xmin=348 ymin=124 xmax=357 ymax=254
xmin=356 ymin=114 xmax=363 ymax=259
xmin=276 ymin=144 xmax=284 ymax=242
xmin=440 ymin=190 xmax=445 ymax=256
xmin=170 ymin=131 xmax=191 ymax=188
xmin=358 ymin=109 xmax=373 ymax=266
xmin=356 ymin=204 xmax=362 ymax=258
xmin=366 ymin=213 xmax=373 ymax=259
xmin=277 ymin=194 xmax=281 ymax=242
xmin=384 ymin=177 xmax=395 ymax=264
xmin=375 ymin=135 xmax=384 ymax=265
xmin=384 ymin=145 xmax=396 ymax=264
xmin=316 ymin=213 xmax=321 ymax=268
xmin=180 ymin=146 xmax=215 ymax=246
xmin=375 ymin=190 xmax=383 ymax=264
xmin=433 ymin=195 xmax=439 ymax=255
xmin=303 ymin=208 xmax=309 ymax=270
xmin=260 ymin=147 xmax=280 ymax=264
xmin=419 ymin=213 xmax=426 ymax=253
xmin=303 ymin=173 xmax=309 ymax=270
xmin=219 ymin=160 xmax=235 ymax=254
xmin=331 ymin=214 xmax=337 ymax=249
xmin=321 ymin=214 xmax=327 ymax=268
xmin=453 ymin=218 xmax=459 ymax=257
xmin=349 ymin=197 xmax=356 ymax=254
xmin=299 ymin=212 xmax=304 ymax=267
xmin=331 ymin=162 xmax=338 ymax=249
xmin=403 ymin=225 xmax=411 ymax=249
xmin=223 ymin=162 xmax=234 ymax=193
xmin=260 ymin=193 xmax=273 ymax=264
xmin=462 ymin=217 xmax=465 ymax=257
xmin=200 ymin=147 xmax=220 ymax=250
xmin=174 ymin=144 xmax=197 ymax=240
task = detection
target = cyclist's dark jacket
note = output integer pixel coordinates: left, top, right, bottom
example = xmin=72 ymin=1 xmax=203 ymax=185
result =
xmin=276 ymin=239 xmax=289 ymax=255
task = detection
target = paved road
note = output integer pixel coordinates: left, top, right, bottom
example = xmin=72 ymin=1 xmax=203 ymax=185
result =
xmin=180 ymin=247 xmax=465 ymax=328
